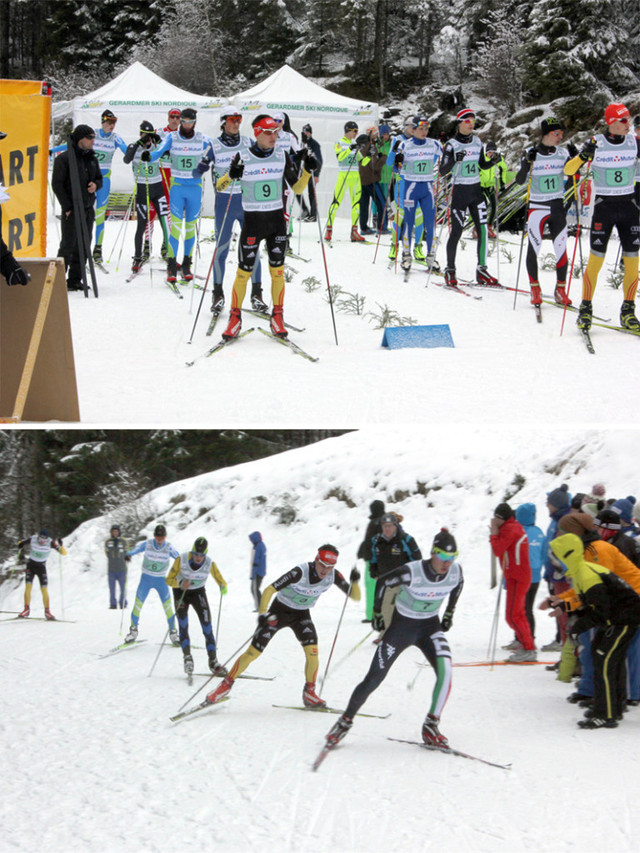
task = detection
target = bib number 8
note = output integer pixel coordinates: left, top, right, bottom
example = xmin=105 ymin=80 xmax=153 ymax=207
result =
xmin=606 ymin=167 xmax=630 ymax=187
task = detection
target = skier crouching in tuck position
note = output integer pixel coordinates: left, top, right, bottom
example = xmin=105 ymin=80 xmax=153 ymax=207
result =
xmin=216 ymin=114 xmax=316 ymax=340
xmin=324 ymin=528 xmax=464 ymax=749
xmin=205 ymin=544 xmax=361 ymax=708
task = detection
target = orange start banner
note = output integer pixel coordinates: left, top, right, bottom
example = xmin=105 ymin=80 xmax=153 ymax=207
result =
xmin=0 ymin=79 xmax=51 ymax=258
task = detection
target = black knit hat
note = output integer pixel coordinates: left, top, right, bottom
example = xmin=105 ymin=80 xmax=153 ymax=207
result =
xmin=494 ymin=502 xmax=514 ymax=520
xmin=71 ymin=124 xmax=95 ymax=143
xmin=594 ymin=509 xmax=622 ymax=531
xmin=541 ymin=116 xmax=564 ymax=135
xmin=432 ymin=528 xmax=457 ymax=554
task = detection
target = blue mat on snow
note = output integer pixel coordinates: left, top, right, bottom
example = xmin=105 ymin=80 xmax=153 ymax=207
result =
xmin=381 ymin=324 xmax=454 ymax=349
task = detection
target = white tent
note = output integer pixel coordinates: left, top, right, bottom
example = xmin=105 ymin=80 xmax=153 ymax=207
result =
xmin=52 ymin=62 xmax=229 ymax=213
xmin=233 ymin=65 xmax=379 ymax=224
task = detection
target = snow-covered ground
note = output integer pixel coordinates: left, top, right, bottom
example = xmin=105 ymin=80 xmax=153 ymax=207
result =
xmin=43 ymin=199 xmax=640 ymax=425
xmin=2 ymin=429 xmax=640 ymax=852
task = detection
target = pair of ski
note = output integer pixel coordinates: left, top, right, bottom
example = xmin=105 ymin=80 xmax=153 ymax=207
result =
xmin=206 ymin=309 xmax=304 ymax=338
xmin=0 ymin=614 xmax=74 ymax=624
xmin=98 ymin=639 xmax=148 ymax=659
xmin=170 ymin=696 xmax=388 ymax=725
xmin=187 ymin=326 xmax=318 ymax=366
xmin=313 ymin=735 xmax=511 ymax=772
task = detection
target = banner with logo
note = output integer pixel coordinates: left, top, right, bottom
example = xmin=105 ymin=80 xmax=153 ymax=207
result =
xmin=0 ymin=80 xmax=51 ymax=257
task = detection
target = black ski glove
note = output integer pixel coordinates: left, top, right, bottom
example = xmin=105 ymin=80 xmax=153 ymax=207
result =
xmin=580 ymin=138 xmax=597 ymax=160
xmin=1 ymin=254 xmax=30 ymax=286
xmin=394 ymin=153 xmax=404 ymax=167
xmin=525 ymin=147 xmax=537 ymax=164
xmin=140 ymin=150 xmax=151 ymax=162
xmin=257 ymin=612 xmax=277 ymax=629
xmin=441 ymin=610 xmax=454 ymax=632
xmin=455 ymin=151 xmax=465 ymax=162
xmin=303 ymin=152 xmax=318 ymax=172
xmin=349 ymin=568 xmax=361 ymax=583
xmin=229 ymin=153 xmax=244 ymax=180
xmin=372 ymin=610 xmax=384 ymax=631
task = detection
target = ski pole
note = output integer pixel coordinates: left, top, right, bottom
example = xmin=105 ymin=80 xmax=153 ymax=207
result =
xmin=407 ymin=663 xmax=423 ymax=691
xmin=186 ymin=180 xmax=236 ymax=344
xmin=494 ymin=163 xmax=501 ymax=284
xmin=58 ymin=549 xmax=65 ymax=620
xmin=512 ymin=161 xmax=534 ymax=310
xmin=425 ymin=169 xmax=455 ymax=289
xmin=329 ymin=628 xmax=374 ymax=676
xmin=144 ymin=169 xmax=153 ymax=287
xmin=560 ymin=170 xmax=589 ymax=338
xmin=311 ymin=177 xmax=339 ymax=345
xmin=119 ymin=565 xmax=129 ymax=636
xmin=319 ymin=572 xmax=353 ymax=693
xmin=147 ymin=587 xmax=187 ymax=678
xmin=111 ymin=157 xmax=145 ymax=269
xmin=215 ymin=589 xmax=223 ymax=644
xmin=176 ymin=627 xmax=256 ymax=712
xmin=487 ymin=577 xmax=503 ymax=667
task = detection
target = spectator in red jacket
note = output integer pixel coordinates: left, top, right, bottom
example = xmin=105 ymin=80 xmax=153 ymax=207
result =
xmin=490 ymin=502 xmax=536 ymax=661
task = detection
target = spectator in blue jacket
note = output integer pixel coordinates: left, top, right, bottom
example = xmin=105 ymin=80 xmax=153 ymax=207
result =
xmin=542 ymin=483 xmax=572 ymax=651
xmin=516 ymin=503 xmax=546 ymax=642
xmin=249 ymin=531 xmax=267 ymax=610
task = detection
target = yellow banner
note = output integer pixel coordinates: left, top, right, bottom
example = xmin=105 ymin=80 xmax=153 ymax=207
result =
xmin=0 ymin=80 xmax=51 ymax=257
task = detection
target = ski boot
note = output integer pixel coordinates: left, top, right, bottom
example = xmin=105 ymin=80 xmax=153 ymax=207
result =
xmin=413 ymin=243 xmax=426 ymax=262
xmin=183 ymin=653 xmax=194 ymax=676
xmin=211 ymin=288 xmax=225 ymax=314
xmin=426 ymin=253 xmax=440 ymax=273
xmin=270 ymin=306 xmax=288 ymax=339
xmin=401 ymin=250 xmax=412 ymax=272
xmin=350 ymin=226 xmax=366 ymax=243
xmin=169 ymin=629 xmax=180 ymax=647
xmin=206 ymin=675 xmax=234 ymax=705
xmin=222 ymin=308 xmax=242 ymax=340
xmin=92 ymin=245 xmax=103 ymax=263
xmin=388 ymin=242 xmax=398 ymax=261
xmin=444 ymin=267 xmax=458 ymax=287
xmin=167 ymin=257 xmax=178 ymax=284
xmin=554 ymin=284 xmax=572 ymax=306
xmin=124 ymin=625 xmax=138 ymax=644
xmin=577 ymin=300 xmax=592 ymax=331
xmin=326 ymin=714 xmax=353 ymax=746
xmin=476 ymin=265 xmax=499 ymax=286
xmin=324 ymin=226 xmax=333 ymax=243
xmin=181 ymin=256 xmax=193 ymax=282
xmin=250 ymin=292 xmax=269 ymax=314
xmin=44 ymin=609 xmax=56 ymax=621
xmin=18 ymin=606 xmax=30 ymax=618
xmin=208 ymin=653 xmax=228 ymax=677
xmin=142 ymin=240 xmax=151 ymax=263
xmin=131 ymin=257 xmax=144 ymax=274
xmin=621 ymin=300 xmax=640 ymax=332
xmin=302 ymin=681 xmax=327 ymax=708
xmin=421 ymin=714 xmax=448 ymax=747
xmin=530 ymin=284 xmax=542 ymax=306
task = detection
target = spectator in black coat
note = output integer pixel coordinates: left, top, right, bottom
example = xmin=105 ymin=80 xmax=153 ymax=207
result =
xmin=51 ymin=125 xmax=103 ymax=291
xmin=299 ymin=124 xmax=323 ymax=221
xmin=357 ymin=499 xmax=385 ymax=622
xmin=371 ymin=512 xmax=422 ymax=637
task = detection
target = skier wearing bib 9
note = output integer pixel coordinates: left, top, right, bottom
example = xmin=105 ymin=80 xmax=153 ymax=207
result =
xmin=192 ymin=109 xmax=263 ymax=314
xmin=91 ymin=110 xmax=127 ymax=264
xmin=205 ymin=544 xmax=360 ymax=708
xmin=17 ymin=530 xmax=66 ymax=620
xmin=216 ymin=114 xmax=316 ymax=340
xmin=439 ymin=108 xmax=501 ymax=287
xmin=515 ymin=117 xmax=573 ymax=308
xmin=324 ymin=529 xmax=463 ymax=750
xmin=146 ymin=108 xmax=214 ymax=284
xmin=565 ymin=102 xmax=640 ymax=333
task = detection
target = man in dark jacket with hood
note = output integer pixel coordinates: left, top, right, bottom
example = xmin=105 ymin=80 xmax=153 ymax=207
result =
xmin=51 ymin=124 xmax=102 ymax=291
xmin=357 ymin=499 xmax=385 ymax=622
xmin=370 ymin=512 xmax=422 ymax=636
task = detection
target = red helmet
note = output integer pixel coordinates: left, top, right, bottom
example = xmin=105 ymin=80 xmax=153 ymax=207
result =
xmin=604 ymin=103 xmax=631 ymax=125
xmin=316 ymin=544 xmax=339 ymax=567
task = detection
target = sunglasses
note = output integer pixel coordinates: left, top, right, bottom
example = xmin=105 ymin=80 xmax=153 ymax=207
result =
xmin=616 ymin=118 xmax=630 ymax=124
xmin=181 ymin=119 xmax=196 ymax=125
xmin=102 ymin=119 xmax=116 ymax=124
xmin=432 ymin=548 xmax=457 ymax=562
xmin=227 ymin=116 xmax=242 ymax=122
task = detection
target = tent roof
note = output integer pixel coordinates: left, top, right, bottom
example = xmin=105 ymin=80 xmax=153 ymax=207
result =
xmin=234 ymin=64 xmax=376 ymax=112
xmin=74 ymin=61 xmax=225 ymax=108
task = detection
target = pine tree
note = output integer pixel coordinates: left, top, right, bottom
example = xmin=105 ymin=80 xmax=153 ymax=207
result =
xmin=475 ymin=6 xmax=523 ymax=111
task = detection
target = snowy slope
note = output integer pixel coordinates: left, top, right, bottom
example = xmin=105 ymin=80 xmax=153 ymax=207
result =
xmin=2 ymin=429 xmax=640 ymax=852
xmin=45 ymin=201 xmax=640 ymax=426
